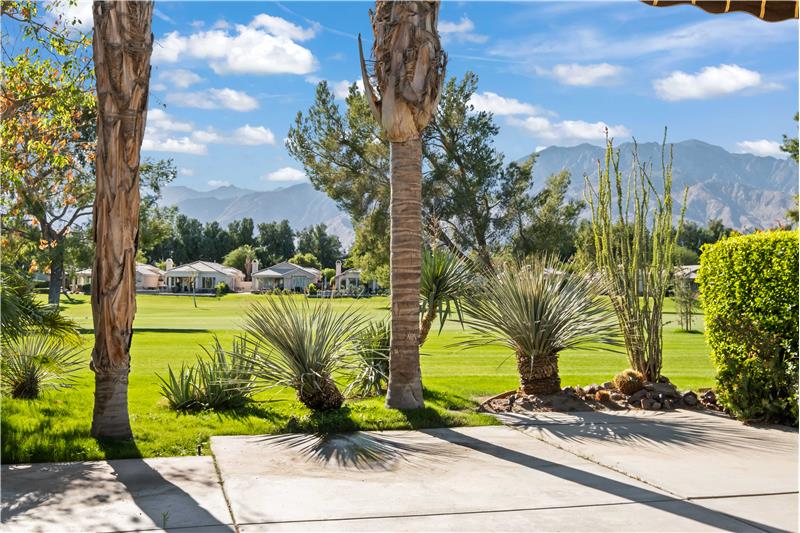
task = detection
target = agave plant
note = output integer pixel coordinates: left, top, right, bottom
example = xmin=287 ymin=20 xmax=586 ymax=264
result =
xmin=346 ymin=319 xmax=391 ymax=397
xmin=419 ymin=248 xmax=473 ymax=345
xmin=1 ymin=335 xmax=84 ymax=399
xmin=460 ymin=256 xmax=620 ymax=395
xmin=241 ymin=297 xmax=368 ymax=411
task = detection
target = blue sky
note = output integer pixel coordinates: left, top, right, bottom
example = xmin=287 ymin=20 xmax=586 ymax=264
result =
xmin=54 ymin=1 xmax=798 ymax=191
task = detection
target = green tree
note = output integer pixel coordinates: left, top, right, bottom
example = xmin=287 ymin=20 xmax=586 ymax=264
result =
xmin=511 ymin=170 xmax=584 ymax=259
xmin=780 ymin=113 xmax=798 ymax=162
xmin=223 ymin=245 xmax=257 ymax=280
xmin=202 ymin=221 xmax=234 ymax=262
xmin=256 ymin=219 xmax=295 ymax=265
xmin=296 ymin=223 xmax=342 ymax=268
xmin=227 ymin=217 xmax=255 ymax=248
xmin=289 ymin=252 xmax=321 ymax=270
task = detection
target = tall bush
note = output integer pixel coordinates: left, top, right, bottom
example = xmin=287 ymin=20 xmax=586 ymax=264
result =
xmin=698 ymin=230 xmax=798 ymax=424
xmin=586 ymin=133 xmax=685 ymax=380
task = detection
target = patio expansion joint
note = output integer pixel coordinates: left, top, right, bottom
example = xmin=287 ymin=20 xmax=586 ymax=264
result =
xmin=211 ymin=451 xmax=241 ymax=533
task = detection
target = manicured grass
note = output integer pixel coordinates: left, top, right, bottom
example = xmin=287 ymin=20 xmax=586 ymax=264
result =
xmin=2 ymin=293 xmax=714 ymax=463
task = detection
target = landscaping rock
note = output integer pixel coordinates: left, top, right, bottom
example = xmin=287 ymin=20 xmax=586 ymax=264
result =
xmin=586 ymin=384 xmax=600 ymax=395
xmin=682 ymin=391 xmax=698 ymax=407
xmin=643 ymin=382 xmax=655 ymax=391
xmin=602 ymin=381 xmax=615 ymax=390
xmin=652 ymin=382 xmax=681 ymax=399
xmin=701 ymin=390 xmax=717 ymax=405
xmin=562 ymin=387 xmax=575 ymax=395
xmin=640 ymin=399 xmax=661 ymax=410
xmin=656 ymin=375 xmax=671 ymax=384
xmin=574 ymin=386 xmax=585 ymax=397
xmin=610 ymin=393 xmax=626 ymax=401
xmin=629 ymin=389 xmax=649 ymax=405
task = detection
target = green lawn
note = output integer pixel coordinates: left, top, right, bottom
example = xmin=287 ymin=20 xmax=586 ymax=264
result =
xmin=2 ymin=293 xmax=715 ymax=463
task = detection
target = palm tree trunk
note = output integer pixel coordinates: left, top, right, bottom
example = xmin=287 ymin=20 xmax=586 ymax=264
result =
xmin=385 ymin=139 xmax=424 ymax=409
xmin=517 ymin=350 xmax=561 ymax=395
xmin=90 ymin=0 xmax=153 ymax=440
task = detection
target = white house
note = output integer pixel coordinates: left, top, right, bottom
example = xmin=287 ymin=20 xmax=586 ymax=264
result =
xmin=332 ymin=260 xmax=379 ymax=292
xmin=164 ymin=260 xmax=245 ymax=293
xmin=252 ymin=262 xmax=320 ymax=292
xmin=74 ymin=263 xmax=165 ymax=291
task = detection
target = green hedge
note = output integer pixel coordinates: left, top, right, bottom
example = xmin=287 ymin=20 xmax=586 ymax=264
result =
xmin=698 ymin=230 xmax=798 ymax=424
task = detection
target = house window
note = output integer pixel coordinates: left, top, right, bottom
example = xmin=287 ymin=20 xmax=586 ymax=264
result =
xmin=201 ymin=277 xmax=214 ymax=289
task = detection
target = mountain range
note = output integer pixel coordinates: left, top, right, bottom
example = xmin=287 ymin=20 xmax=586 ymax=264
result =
xmin=159 ymin=140 xmax=797 ymax=248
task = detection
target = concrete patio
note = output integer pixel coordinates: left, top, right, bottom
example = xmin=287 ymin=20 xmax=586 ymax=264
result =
xmin=2 ymin=409 xmax=797 ymax=532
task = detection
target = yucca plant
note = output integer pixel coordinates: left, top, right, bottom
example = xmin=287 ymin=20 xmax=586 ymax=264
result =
xmin=241 ymin=297 xmax=368 ymax=411
xmin=419 ymin=248 xmax=473 ymax=345
xmin=346 ymin=319 xmax=391 ymax=397
xmin=157 ymin=336 xmax=256 ymax=412
xmin=1 ymin=335 xmax=84 ymax=399
xmin=460 ymin=256 xmax=620 ymax=395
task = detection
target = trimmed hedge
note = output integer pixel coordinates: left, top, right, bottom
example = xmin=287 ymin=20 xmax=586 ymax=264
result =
xmin=698 ymin=230 xmax=798 ymax=424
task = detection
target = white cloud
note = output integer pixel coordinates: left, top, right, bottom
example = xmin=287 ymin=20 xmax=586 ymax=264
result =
xmin=234 ymin=125 xmax=276 ymax=145
xmin=653 ymin=64 xmax=776 ymax=101
xmin=154 ymin=9 xmax=175 ymax=24
xmin=208 ymin=180 xmax=231 ymax=188
xmin=736 ymin=140 xmax=785 ymax=158
xmin=250 ymin=13 xmax=316 ymax=41
xmin=167 ymin=88 xmax=259 ymax=112
xmin=179 ymin=167 xmax=195 ymax=176
xmin=439 ymin=16 xmax=488 ymax=44
xmin=509 ymin=116 xmax=630 ymax=144
xmin=191 ymin=129 xmax=224 ymax=144
xmin=159 ymin=69 xmax=203 ymax=89
xmin=262 ymin=167 xmax=306 ymax=182
xmin=540 ymin=63 xmax=623 ymax=86
xmin=152 ymin=13 xmax=318 ymax=75
xmin=142 ymin=136 xmax=207 ymax=155
xmin=49 ymin=0 xmax=93 ymax=31
xmin=147 ymin=108 xmax=192 ymax=132
xmin=469 ymin=92 xmax=542 ymax=116
xmin=332 ymin=79 xmax=365 ymax=100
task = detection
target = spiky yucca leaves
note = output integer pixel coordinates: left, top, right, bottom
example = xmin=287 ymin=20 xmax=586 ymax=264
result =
xmin=242 ymin=297 xmax=368 ymax=411
xmin=347 ymin=319 xmax=391 ymax=397
xmin=613 ymin=368 xmax=645 ymax=395
xmin=1 ymin=335 xmax=84 ymax=399
xmin=157 ymin=336 xmax=256 ymax=412
xmin=461 ymin=256 xmax=620 ymax=395
xmin=419 ymin=248 xmax=472 ymax=345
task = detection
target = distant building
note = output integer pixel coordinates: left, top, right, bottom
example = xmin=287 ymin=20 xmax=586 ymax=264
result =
xmin=74 ymin=263 xmax=165 ymax=291
xmin=332 ymin=260 xmax=379 ymax=292
xmin=164 ymin=260 xmax=245 ymax=293
xmin=252 ymin=262 xmax=321 ymax=292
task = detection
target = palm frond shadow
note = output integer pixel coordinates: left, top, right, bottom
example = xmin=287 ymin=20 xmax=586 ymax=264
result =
xmin=258 ymin=431 xmax=453 ymax=471
xmin=500 ymin=410 xmax=797 ymax=453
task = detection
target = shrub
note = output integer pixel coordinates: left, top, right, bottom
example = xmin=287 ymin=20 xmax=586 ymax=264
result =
xmin=419 ymin=248 xmax=472 ymax=345
xmin=346 ymin=319 xmax=390 ymax=397
xmin=282 ymin=288 xmax=292 ymax=296
xmin=307 ymin=283 xmax=318 ymax=295
xmin=595 ymin=390 xmax=611 ymax=402
xmin=271 ymin=287 xmax=282 ymax=296
xmin=215 ymin=282 xmax=229 ymax=297
xmin=1 ymin=335 xmax=83 ymax=399
xmin=460 ymin=256 xmax=620 ymax=395
xmin=80 ymin=283 xmax=92 ymax=295
xmin=157 ymin=337 xmax=256 ymax=412
xmin=613 ymin=369 xmax=645 ymax=395
xmin=698 ymin=230 xmax=798 ymax=424
xmin=239 ymin=297 xmax=367 ymax=411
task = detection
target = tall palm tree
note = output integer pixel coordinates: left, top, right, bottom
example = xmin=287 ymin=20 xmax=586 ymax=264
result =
xmin=359 ymin=1 xmax=446 ymax=409
xmin=90 ymin=0 xmax=153 ymax=440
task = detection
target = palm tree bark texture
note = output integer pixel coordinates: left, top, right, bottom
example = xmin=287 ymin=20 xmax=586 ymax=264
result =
xmin=517 ymin=351 xmax=561 ymax=395
xmin=90 ymin=0 xmax=153 ymax=440
xmin=360 ymin=1 xmax=446 ymax=409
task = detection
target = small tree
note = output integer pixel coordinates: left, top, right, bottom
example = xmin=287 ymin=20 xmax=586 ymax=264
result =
xmin=673 ymin=277 xmax=699 ymax=331
xmin=586 ymin=132 xmax=686 ymax=381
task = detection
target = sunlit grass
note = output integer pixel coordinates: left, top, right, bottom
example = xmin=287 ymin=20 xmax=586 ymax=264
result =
xmin=2 ymin=293 xmax=714 ymax=463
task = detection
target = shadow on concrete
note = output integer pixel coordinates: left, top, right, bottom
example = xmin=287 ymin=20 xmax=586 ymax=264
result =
xmin=260 ymin=431 xmax=453 ymax=471
xmin=497 ymin=409 xmax=797 ymax=453
xmin=427 ymin=427 xmax=790 ymax=533
xmin=2 ymin=443 xmax=232 ymax=531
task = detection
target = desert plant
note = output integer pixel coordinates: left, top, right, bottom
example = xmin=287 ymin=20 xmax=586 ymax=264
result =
xmin=586 ymin=132 xmax=686 ymax=381
xmin=613 ymin=368 xmax=645 ymax=395
xmin=157 ymin=336 xmax=256 ymax=412
xmin=460 ymin=256 xmax=620 ymax=395
xmin=698 ymin=230 xmax=798 ymax=424
xmin=346 ymin=319 xmax=391 ymax=397
xmin=214 ymin=282 xmax=229 ymax=297
xmin=307 ymin=283 xmax=318 ymax=296
xmin=271 ymin=287 xmax=282 ymax=296
xmin=240 ymin=297 xmax=368 ymax=411
xmin=419 ymin=248 xmax=472 ymax=345
xmin=1 ymin=335 xmax=84 ymax=399
xmin=673 ymin=277 xmax=700 ymax=331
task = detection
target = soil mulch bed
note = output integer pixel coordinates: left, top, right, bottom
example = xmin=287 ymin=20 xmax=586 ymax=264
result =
xmin=480 ymin=379 xmax=721 ymax=415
